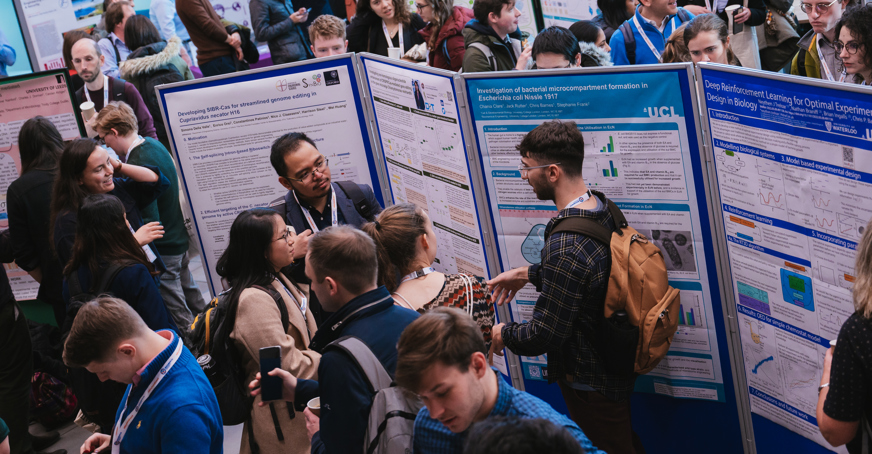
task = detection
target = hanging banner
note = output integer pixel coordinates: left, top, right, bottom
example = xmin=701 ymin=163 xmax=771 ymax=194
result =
xmin=156 ymin=55 xmax=384 ymax=296
xmin=0 ymin=70 xmax=83 ymax=300
xmin=461 ymin=64 xmax=728 ymax=402
xmin=698 ymin=63 xmax=872 ymax=453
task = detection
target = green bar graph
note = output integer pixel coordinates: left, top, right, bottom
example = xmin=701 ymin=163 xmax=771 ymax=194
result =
xmin=609 ymin=160 xmax=617 ymax=177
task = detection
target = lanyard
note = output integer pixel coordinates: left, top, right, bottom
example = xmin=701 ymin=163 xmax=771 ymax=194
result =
xmin=127 ymin=135 xmax=145 ymax=155
xmin=817 ymin=34 xmax=846 ymax=83
xmin=292 ymin=185 xmax=337 ymax=233
xmin=401 ymin=266 xmax=436 ymax=284
xmin=565 ymin=190 xmax=593 ymax=210
xmin=84 ymin=74 xmax=110 ymax=108
xmin=633 ymin=15 xmax=671 ymax=62
xmin=382 ymin=21 xmax=405 ymax=55
xmin=703 ymin=0 xmax=727 ymax=12
xmin=274 ymin=278 xmax=308 ymax=324
xmin=112 ymin=339 xmax=183 ymax=454
xmin=128 ymin=224 xmax=158 ymax=263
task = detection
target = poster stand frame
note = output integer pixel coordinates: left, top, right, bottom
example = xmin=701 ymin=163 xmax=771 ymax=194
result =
xmin=154 ymin=53 xmax=387 ymax=297
xmin=12 ymin=0 xmax=41 ymax=73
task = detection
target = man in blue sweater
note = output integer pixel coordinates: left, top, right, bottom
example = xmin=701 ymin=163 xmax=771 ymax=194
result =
xmin=250 ymin=225 xmax=419 ymax=454
xmin=64 ymin=297 xmax=223 ymax=454
xmin=609 ymin=0 xmax=693 ymax=65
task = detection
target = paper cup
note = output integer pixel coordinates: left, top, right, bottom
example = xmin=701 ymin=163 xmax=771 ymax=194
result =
xmin=80 ymin=101 xmax=96 ymax=121
xmin=307 ymin=397 xmax=321 ymax=417
xmin=830 ymin=339 xmax=837 ymax=348
xmin=724 ymin=5 xmax=740 ymax=34
xmin=387 ymin=47 xmax=402 ymax=60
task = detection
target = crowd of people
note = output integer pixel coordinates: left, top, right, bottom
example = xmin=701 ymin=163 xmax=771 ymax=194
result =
xmin=1 ymin=0 xmax=872 ymax=453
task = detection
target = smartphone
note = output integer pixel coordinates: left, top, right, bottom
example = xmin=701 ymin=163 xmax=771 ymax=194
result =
xmin=259 ymin=346 xmax=282 ymax=401
xmin=732 ymin=7 xmax=744 ymax=34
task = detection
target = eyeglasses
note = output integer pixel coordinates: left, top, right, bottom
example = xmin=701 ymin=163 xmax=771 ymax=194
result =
xmin=95 ymin=133 xmax=106 ymax=145
xmin=800 ymin=0 xmax=839 ymax=14
xmin=517 ymin=162 xmax=560 ymax=177
xmin=414 ymin=2 xmax=429 ymax=9
xmin=273 ymin=225 xmax=294 ymax=243
xmin=287 ymin=157 xmax=329 ymax=183
xmin=834 ymin=40 xmax=863 ymax=55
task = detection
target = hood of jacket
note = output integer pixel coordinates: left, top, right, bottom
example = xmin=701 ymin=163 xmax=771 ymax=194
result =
xmin=120 ymin=37 xmax=181 ymax=79
xmin=463 ymin=19 xmax=502 ymax=46
xmin=421 ymin=6 xmax=475 ymax=45
xmin=579 ymin=41 xmax=613 ymax=66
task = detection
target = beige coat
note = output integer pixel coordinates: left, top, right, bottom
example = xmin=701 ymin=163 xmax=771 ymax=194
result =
xmin=230 ymin=275 xmax=320 ymax=454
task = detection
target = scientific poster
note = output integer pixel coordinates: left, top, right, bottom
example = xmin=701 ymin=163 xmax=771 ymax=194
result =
xmin=540 ymin=0 xmax=598 ymax=28
xmin=0 ymin=71 xmax=82 ymax=300
xmin=157 ymin=57 xmax=381 ymax=295
xmin=17 ymin=0 xmax=104 ymax=71
xmin=359 ymin=57 xmax=491 ymax=278
xmin=463 ymin=66 xmax=726 ymax=401
xmin=700 ymin=65 xmax=872 ymax=452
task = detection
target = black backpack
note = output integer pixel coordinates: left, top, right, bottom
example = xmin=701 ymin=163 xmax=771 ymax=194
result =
xmin=619 ymin=8 xmax=691 ymax=64
xmin=61 ymin=264 xmax=128 ymax=432
xmin=269 ymin=180 xmax=379 ymax=224
xmin=189 ymin=284 xmax=295 ymax=453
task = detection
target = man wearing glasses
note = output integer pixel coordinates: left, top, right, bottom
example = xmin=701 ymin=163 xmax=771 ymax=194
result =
xmin=268 ymin=132 xmax=382 ymax=326
xmin=487 ymin=120 xmax=645 ymax=454
xmin=791 ymin=0 xmax=856 ymax=82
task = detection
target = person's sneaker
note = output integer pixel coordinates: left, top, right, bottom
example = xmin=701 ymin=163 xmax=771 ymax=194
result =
xmin=31 ymin=431 xmax=61 ymax=451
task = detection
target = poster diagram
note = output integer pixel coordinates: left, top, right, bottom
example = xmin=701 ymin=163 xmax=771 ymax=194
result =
xmin=541 ymin=0 xmax=598 ymax=27
xmin=701 ymin=66 xmax=868 ymax=452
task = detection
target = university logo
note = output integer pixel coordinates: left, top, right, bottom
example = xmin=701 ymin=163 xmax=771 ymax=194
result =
xmin=275 ymin=79 xmax=302 ymax=92
xmin=825 ymin=121 xmax=832 ymax=132
xmin=324 ymin=70 xmax=340 ymax=86
xmin=310 ymin=73 xmax=322 ymax=86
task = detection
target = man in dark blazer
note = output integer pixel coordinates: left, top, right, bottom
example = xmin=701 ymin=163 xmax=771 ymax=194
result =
xmin=269 ymin=132 xmax=382 ymax=326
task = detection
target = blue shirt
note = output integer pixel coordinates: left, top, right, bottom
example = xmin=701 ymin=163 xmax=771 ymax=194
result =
xmin=149 ymin=0 xmax=191 ymax=42
xmin=98 ymin=32 xmax=130 ymax=78
xmin=412 ymin=370 xmax=605 ymax=454
xmin=609 ymin=6 xmax=693 ymax=65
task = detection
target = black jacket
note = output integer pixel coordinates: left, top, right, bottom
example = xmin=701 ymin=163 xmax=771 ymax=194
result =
xmin=346 ymin=11 xmax=425 ymax=56
xmin=250 ymin=0 xmax=312 ymax=64
xmin=678 ymin=0 xmax=767 ymax=26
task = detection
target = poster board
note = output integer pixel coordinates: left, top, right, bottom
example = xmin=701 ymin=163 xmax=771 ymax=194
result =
xmin=156 ymin=54 xmax=386 ymax=296
xmin=540 ymin=0 xmax=598 ymax=28
xmin=0 ymin=69 xmax=84 ymax=300
xmin=460 ymin=63 xmax=747 ymax=452
xmin=14 ymin=0 xmax=106 ymax=72
xmin=698 ymin=63 xmax=872 ymax=453
xmin=1 ymin=1 xmax=34 ymax=77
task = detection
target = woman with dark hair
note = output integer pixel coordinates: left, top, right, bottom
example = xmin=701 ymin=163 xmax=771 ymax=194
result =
xmin=684 ymin=14 xmax=739 ymax=65
xmin=592 ymin=0 xmax=635 ymax=42
xmin=568 ymin=20 xmax=614 ymax=66
xmin=63 ymin=32 xmax=92 ymax=92
xmin=8 ymin=118 xmax=66 ymax=326
xmin=361 ymin=203 xmax=495 ymax=361
xmin=120 ymin=15 xmax=192 ymax=149
xmin=835 ymin=5 xmax=872 ymax=85
xmin=416 ymin=0 xmax=474 ymax=71
xmin=346 ymin=0 xmax=425 ymax=57
xmin=216 ymin=208 xmax=318 ymax=454
xmin=50 ymin=138 xmax=169 ymax=268
xmin=61 ymin=193 xmax=177 ymax=434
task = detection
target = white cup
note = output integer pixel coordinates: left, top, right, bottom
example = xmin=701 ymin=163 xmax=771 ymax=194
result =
xmin=80 ymin=101 xmax=96 ymax=121
xmin=724 ymin=5 xmax=741 ymax=34
xmin=387 ymin=47 xmax=402 ymax=59
xmin=307 ymin=397 xmax=321 ymax=417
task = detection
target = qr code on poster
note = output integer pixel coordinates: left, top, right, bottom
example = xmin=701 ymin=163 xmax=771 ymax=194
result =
xmin=843 ymin=146 xmax=854 ymax=165
xmin=528 ymin=365 xmax=541 ymax=379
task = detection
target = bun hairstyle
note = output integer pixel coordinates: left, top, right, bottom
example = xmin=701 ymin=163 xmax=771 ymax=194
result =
xmin=361 ymin=203 xmax=428 ymax=291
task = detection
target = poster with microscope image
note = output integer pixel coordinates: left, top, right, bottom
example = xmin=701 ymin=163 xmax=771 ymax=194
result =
xmin=0 ymin=71 xmax=83 ymax=300
xmin=462 ymin=66 xmax=726 ymax=401
xmin=17 ymin=0 xmax=105 ymax=71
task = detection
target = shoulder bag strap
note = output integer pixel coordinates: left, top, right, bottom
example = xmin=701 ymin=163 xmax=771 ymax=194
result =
xmin=620 ymin=22 xmax=636 ymax=65
xmin=252 ymin=284 xmax=290 ymax=333
xmin=335 ymin=180 xmax=373 ymax=221
xmin=326 ymin=336 xmax=393 ymax=392
xmin=94 ymin=263 xmax=126 ymax=294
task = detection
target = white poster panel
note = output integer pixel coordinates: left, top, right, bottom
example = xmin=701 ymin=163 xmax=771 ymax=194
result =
xmin=157 ymin=56 xmax=381 ymax=295
xmin=17 ymin=0 xmax=105 ymax=71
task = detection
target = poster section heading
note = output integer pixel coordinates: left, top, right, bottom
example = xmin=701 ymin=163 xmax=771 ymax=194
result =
xmin=0 ymin=72 xmax=80 ymax=300
xmin=161 ymin=61 xmax=375 ymax=295
xmin=361 ymin=58 xmax=491 ymax=280
xmin=465 ymin=68 xmax=726 ymax=401
xmin=702 ymin=67 xmax=872 ymax=453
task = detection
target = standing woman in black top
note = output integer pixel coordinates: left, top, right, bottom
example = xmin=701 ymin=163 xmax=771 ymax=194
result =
xmin=7 ymin=117 xmax=66 ymax=327
xmin=818 ymin=217 xmax=872 ymax=452
xmin=346 ymin=0 xmax=425 ymax=57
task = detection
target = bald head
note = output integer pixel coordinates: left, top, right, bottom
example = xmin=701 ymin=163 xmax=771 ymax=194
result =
xmin=71 ymin=39 xmax=104 ymax=84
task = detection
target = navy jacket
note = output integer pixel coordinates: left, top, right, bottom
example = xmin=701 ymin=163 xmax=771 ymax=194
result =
xmin=249 ymin=0 xmax=312 ymax=64
xmin=296 ymin=286 xmax=419 ymax=454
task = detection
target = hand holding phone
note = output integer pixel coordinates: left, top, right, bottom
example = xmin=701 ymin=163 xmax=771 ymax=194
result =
xmin=259 ymin=346 xmax=283 ymax=401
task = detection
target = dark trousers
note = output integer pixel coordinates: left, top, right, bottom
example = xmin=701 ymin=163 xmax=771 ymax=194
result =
xmin=558 ymin=380 xmax=645 ymax=454
xmin=199 ymin=55 xmax=238 ymax=78
xmin=0 ymin=302 xmax=34 ymax=454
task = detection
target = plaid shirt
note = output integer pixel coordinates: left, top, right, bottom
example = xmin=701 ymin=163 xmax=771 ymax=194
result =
xmin=502 ymin=193 xmax=636 ymax=402
xmin=412 ymin=369 xmax=604 ymax=454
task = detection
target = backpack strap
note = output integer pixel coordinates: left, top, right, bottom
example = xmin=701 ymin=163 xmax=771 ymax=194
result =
xmin=676 ymin=8 xmax=691 ymax=22
xmin=620 ymin=22 xmax=636 ymax=65
xmin=112 ymin=78 xmax=126 ymax=101
xmin=442 ymin=39 xmax=451 ymax=66
xmin=325 ymin=336 xmax=393 ymax=392
xmin=269 ymin=195 xmax=289 ymax=224
xmin=252 ymin=284 xmax=290 ymax=334
xmin=548 ymin=217 xmax=613 ymax=245
xmin=94 ymin=263 xmax=126 ymax=294
xmin=469 ymin=42 xmax=498 ymax=71
xmin=797 ymin=49 xmax=808 ymax=77
xmin=67 ymin=270 xmax=86 ymax=300
xmin=335 ymin=180 xmax=376 ymax=222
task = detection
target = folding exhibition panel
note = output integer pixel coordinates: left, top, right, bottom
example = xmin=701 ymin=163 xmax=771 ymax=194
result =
xmin=459 ymin=63 xmax=747 ymax=453
xmin=156 ymin=54 xmax=386 ymax=296
xmin=0 ymin=69 xmax=84 ymax=300
xmin=698 ymin=63 xmax=872 ymax=454
xmin=355 ymin=53 xmax=523 ymax=387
